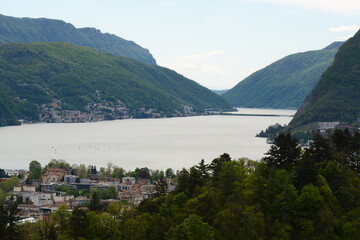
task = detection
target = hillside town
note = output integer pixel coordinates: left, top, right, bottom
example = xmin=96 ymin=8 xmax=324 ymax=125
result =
xmin=1 ymin=163 xmax=175 ymax=223
xmin=37 ymin=98 xmax=200 ymax=123
xmin=30 ymin=89 xmax=201 ymax=124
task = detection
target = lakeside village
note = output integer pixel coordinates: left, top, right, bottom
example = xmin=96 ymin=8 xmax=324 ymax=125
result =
xmin=20 ymin=90 xmax=201 ymax=124
xmin=258 ymin=120 xmax=360 ymax=146
xmin=1 ymin=163 xmax=176 ymax=224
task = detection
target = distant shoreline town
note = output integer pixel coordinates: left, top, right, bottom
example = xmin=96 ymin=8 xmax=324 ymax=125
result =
xmin=22 ymin=94 xmax=222 ymax=125
xmin=1 ymin=160 xmax=175 ymax=223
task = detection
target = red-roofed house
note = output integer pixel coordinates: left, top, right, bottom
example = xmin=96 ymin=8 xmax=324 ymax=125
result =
xmin=42 ymin=168 xmax=68 ymax=183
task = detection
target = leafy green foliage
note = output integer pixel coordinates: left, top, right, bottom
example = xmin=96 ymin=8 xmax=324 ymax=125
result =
xmin=43 ymin=159 xmax=71 ymax=171
xmin=55 ymin=186 xmax=80 ymax=197
xmin=0 ymin=14 xmax=156 ymax=65
xmin=224 ymin=42 xmax=342 ymax=109
xmin=51 ymin=204 xmax=70 ymax=235
xmin=0 ymin=176 xmax=19 ymax=193
xmin=0 ymin=42 xmax=231 ymax=125
xmin=290 ymin=30 xmax=360 ymax=128
xmin=167 ymin=214 xmax=214 ymax=240
xmin=28 ymin=160 xmax=42 ymax=180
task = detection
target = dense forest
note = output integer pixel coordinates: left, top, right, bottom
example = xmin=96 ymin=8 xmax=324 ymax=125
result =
xmin=0 ymin=14 xmax=156 ymax=65
xmin=1 ymin=129 xmax=360 ymax=239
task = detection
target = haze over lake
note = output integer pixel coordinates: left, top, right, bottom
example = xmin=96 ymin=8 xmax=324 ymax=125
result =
xmin=0 ymin=108 xmax=296 ymax=170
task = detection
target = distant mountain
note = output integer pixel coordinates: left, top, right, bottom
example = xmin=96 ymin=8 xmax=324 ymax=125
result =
xmin=289 ymin=31 xmax=360 ymax=130
xmin=0 ymin=14 xmax=156 ymax=65
xmin=211 ymin=89 xmax=228 ymax=95
xmin=0 ymin=42 xmax=231 ymax=126
xmin=223 ymin=42 xmax=342 ymax=109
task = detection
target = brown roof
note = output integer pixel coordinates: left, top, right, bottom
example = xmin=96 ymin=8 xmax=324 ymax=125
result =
xmin=18 ymin=204 xmax=35 ymax=207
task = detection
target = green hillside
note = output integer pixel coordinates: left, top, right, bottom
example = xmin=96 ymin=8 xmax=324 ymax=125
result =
xmin=289 ymin=31 xmax=360 ymax=129
xmin=223 ymin=42 xmax=342 ymax=109
xmin=0 ymin=14 xmax=156 ymax=65
xmin=0 ymin=42 xmax=231 ymax=126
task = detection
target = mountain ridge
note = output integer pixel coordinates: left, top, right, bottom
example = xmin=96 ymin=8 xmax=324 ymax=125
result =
xmin=0 ymin=14 xmax=156 ymax=65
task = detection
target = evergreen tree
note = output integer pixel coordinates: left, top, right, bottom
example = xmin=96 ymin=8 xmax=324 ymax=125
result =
xmin=195 ymin=159 xmax=210 ymax=181
xmin=263 ymin=132 xmax=301 ymax=169
xmin=310 ymin=132 xmax=335 ymax=163
xmin=69 ymin=206 xmax=89 ymax=239
xmin=165 ymin=168 xmax=176 ymax=179
xmin=348 ymin=130 xmax=360 ymax=174
xmin=0 ymin=203 xmax=7 ymax=237
xmin=295 ymin=150 xmax=318 ymax=189
xmin=155 ymin=172 xmax=169 ymax=196
xmin=0 ymin=196 xmax=20 ymax=240
xmin=209 ymin=153 xmax=231 ymax=182
xmin=0 ymin=169 xmax=8 ymax=178
xmin=176 ymin=168 xmax=190 ymax=195
xmin=7 ymin=196 xmax=19 ymax=240
xmin=89 ymin=191 xmax=101 ymax=212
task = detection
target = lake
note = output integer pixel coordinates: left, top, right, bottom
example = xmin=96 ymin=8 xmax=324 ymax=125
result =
xmin=0 ymin=108 xmax=296 ymax=170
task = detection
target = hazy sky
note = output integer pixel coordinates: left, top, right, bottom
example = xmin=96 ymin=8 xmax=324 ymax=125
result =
xmin=1 ymin=0 xmax=360 ymax=89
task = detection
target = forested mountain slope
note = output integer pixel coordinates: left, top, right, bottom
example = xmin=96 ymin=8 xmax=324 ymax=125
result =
xmin=0 ymin=42 xmax=231 ymax=126
xmin=0 ymin=14 xmax=156 ymax=65
xmin=289 ymin=30 xmax=360 ymax=129
xmin=223 ymin=42 xmax=342 ymax=109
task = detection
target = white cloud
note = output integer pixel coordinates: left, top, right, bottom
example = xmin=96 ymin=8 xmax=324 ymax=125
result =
xmin=159 ymin=51 xmax=261 ymax=89
xmin=158 ymin=50 xmax=237 ymax=89
xmin=161 ymin=50 xmax=227 ymax=75
xmin=246 ymin=0 xmax=360 ymax=14
xmin=161 ymin=52 xmax=229 ymax=76
xmin=329 ymin=25 xmax=360 ymax=32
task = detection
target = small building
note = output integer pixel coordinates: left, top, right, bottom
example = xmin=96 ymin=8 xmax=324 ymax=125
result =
xmin=119 ymin=181 xmax=133 ymax=192
xmin=54 ymin=193 xmax=74 ymax=203
xmin=317 ymin=122 xmax=339 ymax=131
xmin=64 ymin=175 xmax=78 ymax=184
xmin=13 ymin=185 xmax=36 ymax=192
xmin=118 ymin=177 xmax=134 ymax=191
xmin=18 ymin=217 xmax=36 ymax=224
xmin=122 ymin=177 xmax=136 ymax=185
xmin=140 ymin=184 xmax=155 ymax=194
xmin=20 ymin=192 xmax=55 ymax=206
xmin=70 ymin=183 xmax=92 ymax=192
xmin=41 ymin=183 xmax=59 ymax=192
xmin=13 ymin=185 xmax=22 ymax=192
xmin=80 ymin=178 xmax=90 ymax=184
xmin=23 ymin=185 xmax=36 ymax=192
xmin=42 ymin=168 xmax=68 ymax=183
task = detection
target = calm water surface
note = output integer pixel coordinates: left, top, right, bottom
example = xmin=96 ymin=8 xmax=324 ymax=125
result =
xmin=0 ymin=108 xmax=296 ymax=170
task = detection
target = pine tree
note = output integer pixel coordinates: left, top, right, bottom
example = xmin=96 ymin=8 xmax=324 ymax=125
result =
xmin=89 ymin=191 xmax=101 ymax=212
xmin=264 ymin=132 xmax=301 ymax=169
